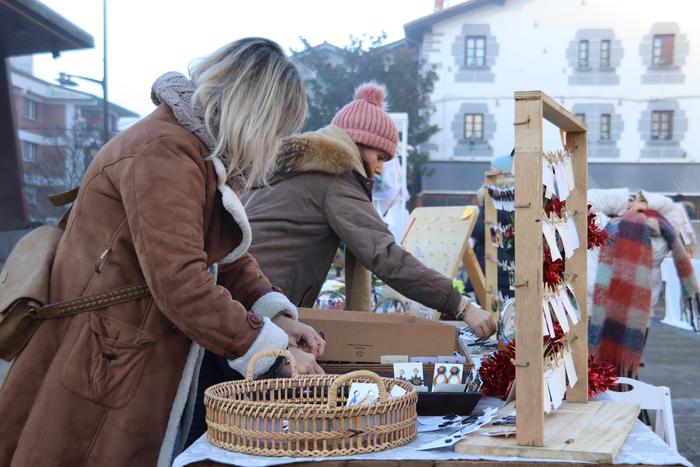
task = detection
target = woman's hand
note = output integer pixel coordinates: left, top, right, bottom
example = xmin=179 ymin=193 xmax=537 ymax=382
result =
xmin=462 ymin=304 xmax=497 ymax=339
xmin=278 ymin=346 xmax=325 ymax=376
xmin=272 ymin=315 xmax=326 ymax=357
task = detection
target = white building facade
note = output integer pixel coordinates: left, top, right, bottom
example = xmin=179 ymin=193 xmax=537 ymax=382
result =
xmin=405 ymin=0 xmax=700 ymax=204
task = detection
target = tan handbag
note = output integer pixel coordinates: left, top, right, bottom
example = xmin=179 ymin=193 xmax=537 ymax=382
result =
xmin=0 ymin=189 xmax=150 ymax=361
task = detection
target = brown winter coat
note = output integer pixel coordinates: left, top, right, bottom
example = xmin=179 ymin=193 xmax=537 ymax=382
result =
xmin=0 ymin=105 xmax=288 ymax=467
xmin=241 ymin=125 xmax=463 ymax=314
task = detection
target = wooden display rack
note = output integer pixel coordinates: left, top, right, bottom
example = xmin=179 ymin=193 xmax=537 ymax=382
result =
xmin=380 ymin=206 xmax=486 ymax=314
xmin=483 ymin=169 xmax=513 ymax=321
xmin=457 ymin=91 xmax=639 ymax=462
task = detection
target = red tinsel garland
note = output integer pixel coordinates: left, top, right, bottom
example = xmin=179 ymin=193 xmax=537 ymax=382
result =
xmin=587 ymin=203 xmax=610 ymax=249
xmin=479 ymin=339 xmax=619 ymax=400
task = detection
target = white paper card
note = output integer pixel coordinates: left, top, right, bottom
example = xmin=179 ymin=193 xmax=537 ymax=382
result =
xmin=549 ymin=297 xmax=570 ymax=333
xmin=543 ymin=300 xmax=556 ymax=338
xmin=389 ymin=385 xmax=407 ymax=399
xmin=554 ymin=358 xmax=567 ymax=409
xmin=542 ymin=163 xmax=555 ymax=198
xmin=553 ymin=162 xmax=570 ymax=200
xmin=564 ymin=154 xmax=575 ymax=191
xmin=563 ymin=347 xmax=578 ymax=388
xmin=542 ymin=221 xmax=562 ymax=261
xmin=566 ymin=215 xmax=581 ymax=250
xmin=543 ymin=373 xmax=554 ymax=414
xmin=558 ymin=288 xmax=579 ymax=325
xmin=555 ymin=219 xmax=575 ymax=258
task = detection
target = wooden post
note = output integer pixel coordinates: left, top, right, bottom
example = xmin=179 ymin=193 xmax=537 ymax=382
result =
xmin=462 ymin=245 xmax=487 ymax=308
xmin=514 ymin=94 xmax=545 ymax=447
xmin=565 ymin=130 xmax=589 ymax=402
xmin=344 ymin=251 xmax=372 ymax=311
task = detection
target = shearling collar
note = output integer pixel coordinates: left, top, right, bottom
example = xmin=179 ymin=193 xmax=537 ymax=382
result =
xmin=274 ymin=125 xmax=367 ymax=178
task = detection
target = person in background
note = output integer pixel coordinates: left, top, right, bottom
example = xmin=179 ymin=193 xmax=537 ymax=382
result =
xmin=241 ymin=82 xmax=496 ymax=338
xmin=0 ymin=38 xmax=324 ymax=467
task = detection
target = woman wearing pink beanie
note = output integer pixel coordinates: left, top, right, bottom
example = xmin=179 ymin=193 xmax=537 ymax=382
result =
xmin=241 ymin=82 xmax=496 ymax=337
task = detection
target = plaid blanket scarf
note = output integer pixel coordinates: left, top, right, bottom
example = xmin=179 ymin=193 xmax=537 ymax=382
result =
xmin=590 ymin=209 xmax=699 ymax=375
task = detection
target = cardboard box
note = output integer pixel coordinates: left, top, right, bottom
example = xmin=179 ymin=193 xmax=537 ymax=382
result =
xmin=299 ymin=308 xmax=458 ymax=363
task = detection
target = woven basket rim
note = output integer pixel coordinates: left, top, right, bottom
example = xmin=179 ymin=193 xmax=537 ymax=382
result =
xmin=204 ymin=375 xmax=417 ymax=415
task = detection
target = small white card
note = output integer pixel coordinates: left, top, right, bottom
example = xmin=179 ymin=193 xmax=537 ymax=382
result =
xmin=563 ymin=347 xmax=578 ymax=388
xmin=566 ymin=215 xmax=580 ymax=250
xmin=542 ymin=163 xmax=555 ymax=198
xmin=543 ymin=299 xmax=556 ymax=338
xmin=558 ymin=287 xmax=579 ymax=325
xmin=555 ymin=218 xmax=575 ymax=259
xmin=553 ymin=162 xmax=570 ymax=200
xmin=543 ymin=373 xmax=554 ymax=414
xmin=549 ymin=297 xmax=570 ymax=333
xmin=346 ymin=383 xmax=379 ymax=407
xmin=389 ymin=385 xmax=408 ymax=399
xmin=564 ymin=154 xmax=575 ymax=191
xmin=542 ymin=221 xmax=562 ymax=261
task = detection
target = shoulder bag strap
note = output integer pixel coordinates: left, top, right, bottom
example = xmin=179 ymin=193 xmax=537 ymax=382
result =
xmin=33 ymin=282 xmax=151 ymax=319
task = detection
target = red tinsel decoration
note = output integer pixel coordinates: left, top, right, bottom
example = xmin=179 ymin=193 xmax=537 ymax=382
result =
xmin=544 ymin=197 xmax=566 ymax=217
xmin=587 ymin=203 xmax=610 ymax=250
xmin=479 ymin=343 xmax=516 ymax=399
xmin=587 ymin=355 xmax=618 ymax=398
xmin=479 ymin=339 xmax=619 ymax=401
xmin=543 ymin=249 xmax=565 ymax=287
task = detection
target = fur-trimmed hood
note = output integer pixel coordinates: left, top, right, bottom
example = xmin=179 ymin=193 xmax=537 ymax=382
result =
xmin=274 ymin=125 xmax=367 ymax=177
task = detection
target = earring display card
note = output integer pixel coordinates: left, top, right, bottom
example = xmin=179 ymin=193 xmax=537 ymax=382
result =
xmin=433 ymin=363 xmax=463 ymax=386
xmin=346 ymin=383 xmax=379 ymax=407
xmin=394 ymin=362 xmax=425 ymax=387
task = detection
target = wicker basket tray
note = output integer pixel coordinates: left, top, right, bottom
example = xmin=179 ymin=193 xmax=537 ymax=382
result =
xmin=204 ymin=349 xmax=417 ymax=457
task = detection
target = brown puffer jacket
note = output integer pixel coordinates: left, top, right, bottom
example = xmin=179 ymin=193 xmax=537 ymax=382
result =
xmin=241 ymin=125 xmax=463 ymax=314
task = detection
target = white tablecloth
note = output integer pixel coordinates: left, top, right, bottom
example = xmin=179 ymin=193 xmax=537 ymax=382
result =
xmin=660 ymin=257 xmax=700 ymax=330
xmin=173 ymin=398 xmax=691 ymax=467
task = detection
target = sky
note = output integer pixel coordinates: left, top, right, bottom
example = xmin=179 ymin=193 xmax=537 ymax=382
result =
xmin=33 ymin=0 xmax=438 ymax=122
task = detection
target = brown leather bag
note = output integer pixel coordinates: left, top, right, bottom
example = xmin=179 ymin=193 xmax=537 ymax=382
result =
xmin=0 ymin=189 xmax=150 ymax=361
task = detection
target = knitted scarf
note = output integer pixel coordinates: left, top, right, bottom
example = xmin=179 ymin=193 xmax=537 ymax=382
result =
xmin=589 ymin=210 xmax=653 ymax=375
xmin=150 ymin=71 xmax=245 ymax=191
xmin=590 ymin=209 xmax=700 ymax=374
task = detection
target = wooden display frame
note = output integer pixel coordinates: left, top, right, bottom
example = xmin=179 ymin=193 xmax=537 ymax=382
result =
xmin=483 ymin=169 xmax=513 ymax=321
xmin=457 ymin=91 xmax=638 ymax=462
xmin=511 ymin=90 xmax=589 ymax=446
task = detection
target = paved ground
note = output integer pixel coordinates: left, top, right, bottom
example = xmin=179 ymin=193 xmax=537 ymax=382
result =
xmin=0 ymin=319 xmax=697 ymax=464
xmin=638 ymin=318 xmax=700 ymax=466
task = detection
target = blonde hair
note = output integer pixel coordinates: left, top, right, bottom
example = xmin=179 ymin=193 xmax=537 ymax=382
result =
xmin=190 ymin=38 xmax=307 ymax=189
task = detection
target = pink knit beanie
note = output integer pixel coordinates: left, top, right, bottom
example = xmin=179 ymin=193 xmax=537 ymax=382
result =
xmin=331 ymin=82 xmax=399 ymax=158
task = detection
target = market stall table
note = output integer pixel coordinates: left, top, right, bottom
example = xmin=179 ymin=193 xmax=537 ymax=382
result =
xmin=173 ymin=398 xmax=691 ymax=467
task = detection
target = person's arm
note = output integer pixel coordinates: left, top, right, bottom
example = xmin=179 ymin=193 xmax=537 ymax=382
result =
xmin=217 ymin=253 xmax=297 ymax=320
xmin=323 ymin=173 xmax=462 ymax=315
xmin=116 ymin=137 xmax=286 ymax=377
xmin=218 ymin=256 xmax=326 ymax=356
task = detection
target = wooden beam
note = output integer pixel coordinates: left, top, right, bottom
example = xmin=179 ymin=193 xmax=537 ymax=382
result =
xmin=565 ymin=130 xmax=589 ymax=403
xmin=462 ymin=244 xmax=487 ymax=309
xmin=514 ymin=96 xmax=545 ymax=446
xmin=515 ymin=91 xmax=587 ymax=133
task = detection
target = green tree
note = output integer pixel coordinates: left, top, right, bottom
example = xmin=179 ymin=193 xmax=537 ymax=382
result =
xmin=293 ymin=35 xmax=438 ymax=199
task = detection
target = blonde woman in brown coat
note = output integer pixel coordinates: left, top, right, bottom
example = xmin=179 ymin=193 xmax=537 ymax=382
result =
xmin=0 ymin=38 xmax=325 ymax=467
